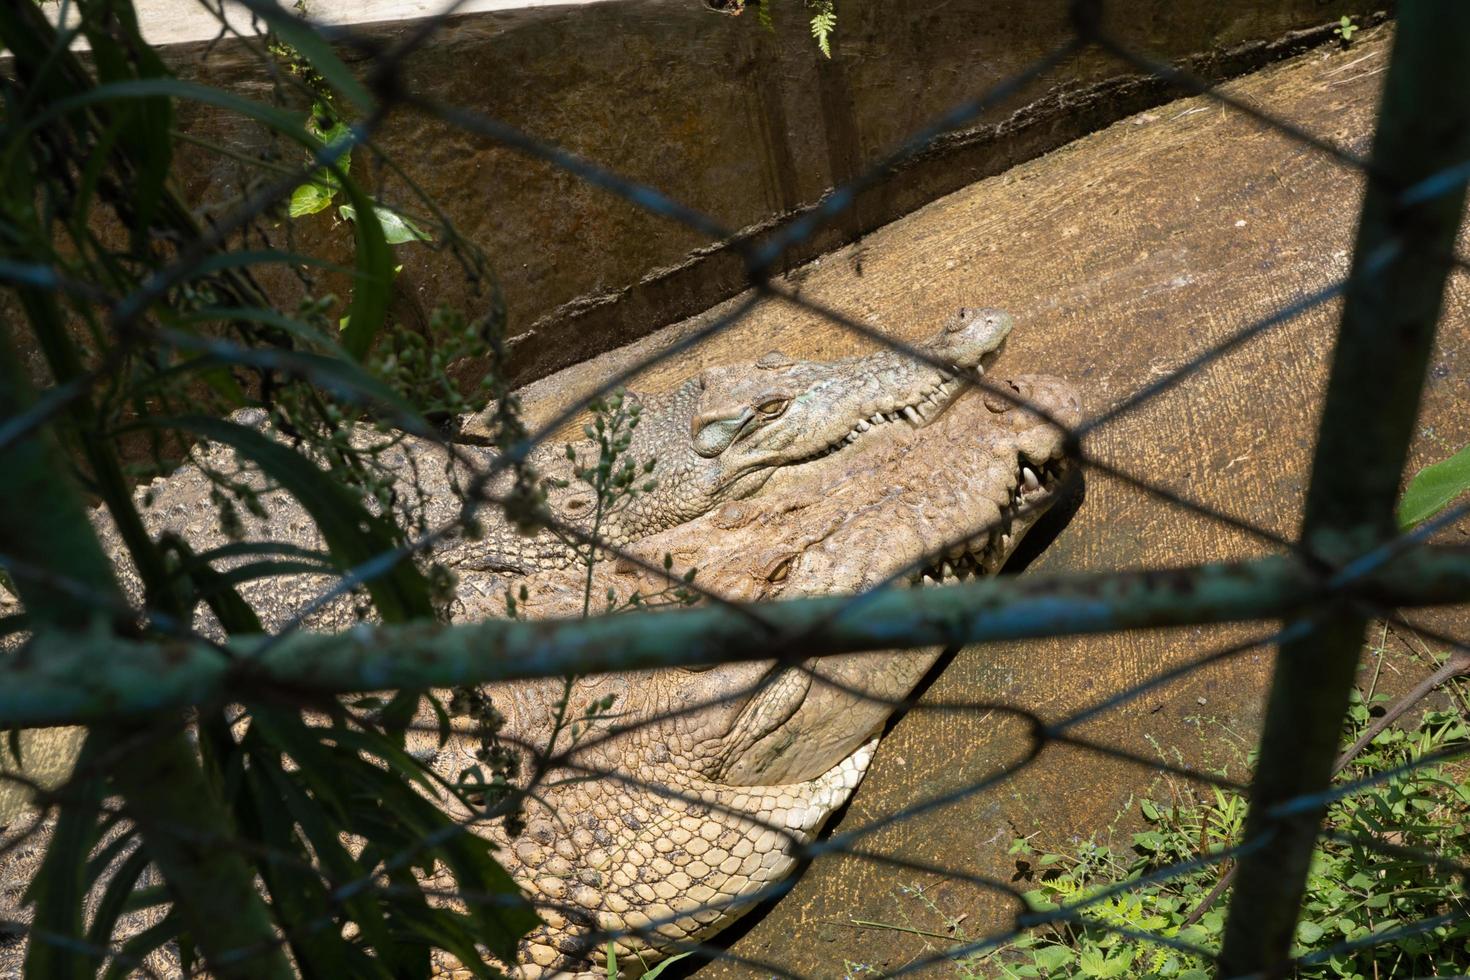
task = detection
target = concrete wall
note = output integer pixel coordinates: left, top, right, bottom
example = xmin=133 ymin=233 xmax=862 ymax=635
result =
xmin=155 ymin=0 xmax=1386 ymax=387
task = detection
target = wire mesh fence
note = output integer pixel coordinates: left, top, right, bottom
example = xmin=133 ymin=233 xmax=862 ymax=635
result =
xmin=1 ymin=0 xmax=1469 ymax=978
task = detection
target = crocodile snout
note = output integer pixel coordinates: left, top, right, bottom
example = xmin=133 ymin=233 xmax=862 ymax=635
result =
xmin=926 ymin=306 xmax=1013 ymax=368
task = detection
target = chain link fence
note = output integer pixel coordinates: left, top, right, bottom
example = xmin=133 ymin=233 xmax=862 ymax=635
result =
xmin=1 ymin=0 xmax=1469 ymax=977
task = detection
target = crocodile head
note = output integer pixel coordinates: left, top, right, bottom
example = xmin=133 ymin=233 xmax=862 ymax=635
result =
xmin=669 ymin=306 xmax=1013 ymax=512
xmin=461 ymin=310 xmax=1017 ymax=573
xmin=623 ymin=372 xmax=1081 ymax=788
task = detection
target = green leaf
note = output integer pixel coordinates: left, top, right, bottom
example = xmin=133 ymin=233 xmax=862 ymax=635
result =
xmin=1298 ymin=919 xmax=1325 ymax=943
xmin=809 ymin=1 xmax=836 ymax=58
xmin=2 ymin=79 xmax=310 ymax=176
xmin=640 ymin=951 xmax=695 ymax=978
xmin=245 ymin=721 xmax=410 ymax=975
xmin=133 ymin=331 xmax=428 ymax=428
xmin=290 ymin=178 xmax=339 ymax=217
xmin=24 ymin=739 xmax=106 ymax=980
xmin=1078 ymin=947 xmax=1127 ymax=978
xmin=1033 ymin=945 xmax=1074 ymax=970
xmin=337 ymin=178 xmax=393 ymax=361
xmin=241 ymin=750 xmax=386 ymax=978
xmin=340 ymin=202 xmax=433 ymax=245
xmin=84 ymin=847 xmax=155 ymax=951
xmin=290 ymin=121 xmax=353 ymax=218
xmin=101 ymin=912 xmax=185 ymax=980
xmin=253 ymin=711 xmax=536 ymax=965
xmin=71 ymin=0 xmax=174 ymax=248
xmin=1398 ymin=441 xmax=1470 ymax=528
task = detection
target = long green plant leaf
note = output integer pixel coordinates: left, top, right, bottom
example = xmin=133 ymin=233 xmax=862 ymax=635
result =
xmin=338 ymin=171 xmax=394 ymax=361
xmin=1399 ymin=441 xmax=1470 ymax=529
xmin=253 ymin=709 xmax=536 ymax=965
xmin=73 ymin=0 xmax=174 ymax=249
xmin=83 ymin=847 xmax=153 ymax=952
xmin=245 ymin=719 xmax=412 ymax=976
xmin=22 ymin=771 xmax=106 ymax=979
xmin=239 ymin=758 xmax=382 ymax=979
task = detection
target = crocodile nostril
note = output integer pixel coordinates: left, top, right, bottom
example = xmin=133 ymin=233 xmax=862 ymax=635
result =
xmin=984 ymin=379 xmax=1024 ymax=413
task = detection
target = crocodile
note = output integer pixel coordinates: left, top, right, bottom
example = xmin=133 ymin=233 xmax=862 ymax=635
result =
xmin=0 ymin=309 xmax=1081 ymax=978
xmin=430 ymin=370 xmax=1079 ymax=977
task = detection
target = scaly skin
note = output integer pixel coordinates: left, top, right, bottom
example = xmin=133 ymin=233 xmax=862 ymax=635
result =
xmin=0 ymin=310 xmax=1080 ymax=980
xmin=429 ymin=375 xmax=1081 ymax=978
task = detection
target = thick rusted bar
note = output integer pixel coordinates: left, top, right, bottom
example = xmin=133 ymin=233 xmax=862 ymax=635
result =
xmin=4 ymin=547 xmax=1470 ymax=728
xmin=1219 ymin=3 xmax=1470 ymax=973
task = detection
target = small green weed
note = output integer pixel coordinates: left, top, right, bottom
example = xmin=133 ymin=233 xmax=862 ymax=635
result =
xmin=606 ymin=941 xmax=694 ymax=978
xmin=808 ymin=0 xmax=837 ymax=58
xmin=1399 ymin=440 xmax=1470 ymax=530
xmin=1334 ymin=16 xmax=1359 ymax=48
xmin=704 ymin=0 xmax=837 ymax=58
xmin=909 ymin=693 xmax=1470 ymax=978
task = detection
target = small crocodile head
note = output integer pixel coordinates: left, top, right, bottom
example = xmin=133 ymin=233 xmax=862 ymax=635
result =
xmin=659 ymin=308 xmax=1013 ymax=516
xmin=458 ymin=309 xmax=1015 ymax=568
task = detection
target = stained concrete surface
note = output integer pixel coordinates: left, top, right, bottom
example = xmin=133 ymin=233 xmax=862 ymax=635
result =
xmin=504 ymin=26 xmax=1470 ymax=977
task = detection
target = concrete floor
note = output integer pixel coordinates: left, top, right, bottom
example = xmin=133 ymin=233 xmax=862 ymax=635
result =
xmin=511 ymin=25 xmax=1470 ymax=977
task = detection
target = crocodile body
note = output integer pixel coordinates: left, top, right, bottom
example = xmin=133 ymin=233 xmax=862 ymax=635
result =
xmin=0 ymin=310 xmax=1081 ymax=978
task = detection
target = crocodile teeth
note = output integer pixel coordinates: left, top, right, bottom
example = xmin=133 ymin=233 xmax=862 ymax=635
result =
xmin=1022 ymin=466 xmax=1040 ymax=491
xmin=975 ymin=365 xmax=986 ymax=379
xmin=871 ymin=414 xmax=884 ymax=425
xmin=846 ymin=431 xmax=860 ymax=443
xmin=941 ymin=561 xmax=955 ymax=579
xmin=902 ymin=406 xmax=922 ymax=425
xmin=856 ymin=419 xmax=871 ymax=432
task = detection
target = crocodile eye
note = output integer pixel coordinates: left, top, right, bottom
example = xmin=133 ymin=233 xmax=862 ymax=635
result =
xmin=756 ymin=398 xmax=789 ymax=417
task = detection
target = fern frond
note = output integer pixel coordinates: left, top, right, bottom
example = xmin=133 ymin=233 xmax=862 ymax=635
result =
xmin=809 ymin=0 xmax=835 ymax=57
xmin=757 ymin=0 xmax=773 ymax=33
